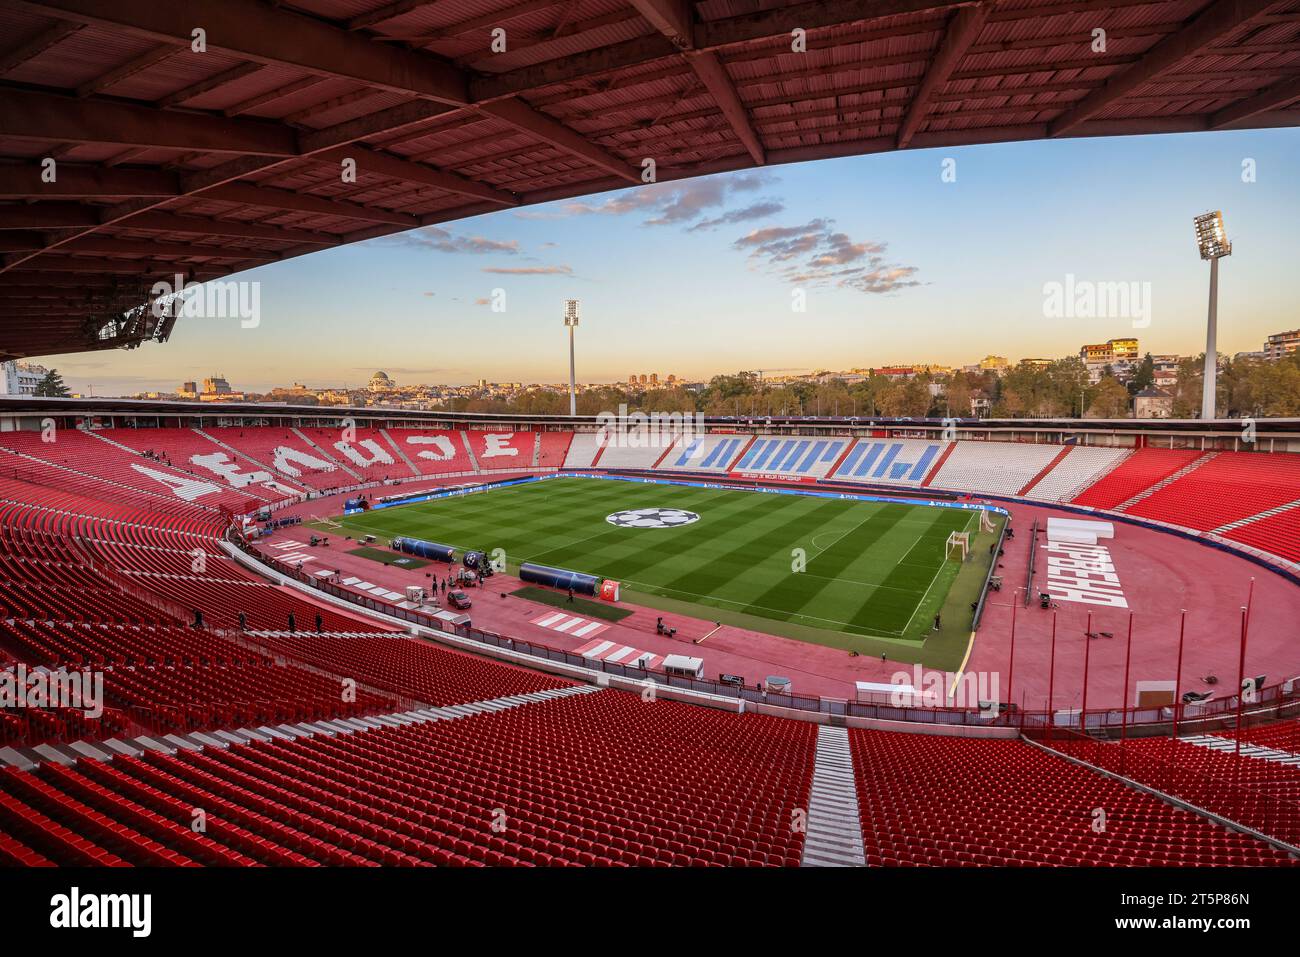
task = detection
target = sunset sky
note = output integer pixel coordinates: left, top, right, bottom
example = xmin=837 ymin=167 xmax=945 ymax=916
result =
xmin=42 ymin=125 xmax=1300 ymax=396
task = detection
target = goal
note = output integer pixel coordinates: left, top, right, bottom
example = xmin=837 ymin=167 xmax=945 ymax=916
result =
xmin=979 ymin=510 xmax=996 ymax=533
xmin=946 ymin=531 xmax=970 ymax=562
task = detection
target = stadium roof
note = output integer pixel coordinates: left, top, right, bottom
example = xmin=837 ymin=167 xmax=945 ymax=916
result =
xmin=2 ymin=0 xmax=1299 ymax=360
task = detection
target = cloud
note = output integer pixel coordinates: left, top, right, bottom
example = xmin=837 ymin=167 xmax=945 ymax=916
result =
xmin=733 ymin=219 xmax=921 ymax=295
xmin=733 ymin=220 xmax=833 ymax=263
xmin=842 ymin=265 xmax=922 ymax=294
xmin=376 ymin=226 xmax=518 ymax=255
xmin=482 ymin=265 xmax=573 ymax=275
xmin=515 ymin=171 xmax=780 ymax=231
xmin=688 ymin=200 xmax=786 ymax=232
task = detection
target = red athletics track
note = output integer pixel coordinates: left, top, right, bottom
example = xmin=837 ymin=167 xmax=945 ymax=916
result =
xmin=968 ymin=500 xmax=1299 ymax=714
xmin=262 ymin=476 xmax=1300 ymax=711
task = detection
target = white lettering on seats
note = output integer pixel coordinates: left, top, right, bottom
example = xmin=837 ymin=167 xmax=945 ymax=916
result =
xmin=1043 ymin=542 xmax=1128 ymax=608
xmin=130 ymin=463 xmax=223 ymax=503
xmin=270 ymin=446 xmax=337 ymax=477
xmin=332 ymin=439 xmax=395 ymax=468
xmin=481 ymin=433 xmax=519 ymax=458
xmin=189 ymin=452 xmax=275 ymax=488
xmin=406 ymin=435 xmax=456 ymax=461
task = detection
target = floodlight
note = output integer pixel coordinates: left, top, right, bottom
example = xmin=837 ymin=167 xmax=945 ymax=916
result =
xmin=564 ymin=300 xmax=580 ymax=415
xmin=1193 ymin=211 xmax=1232 ymax=261
xmin=1192 ymin=211 xmax=1231 ymax=420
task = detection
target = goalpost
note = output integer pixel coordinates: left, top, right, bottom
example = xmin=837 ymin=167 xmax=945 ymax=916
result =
xmin=979 ymin=509 xmax=996 ymax=533
xmin=946 ymin=530 xmax=970 ymax=562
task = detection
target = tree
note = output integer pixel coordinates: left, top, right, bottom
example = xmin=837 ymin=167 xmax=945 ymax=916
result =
xmin=942 ymin=372 xmax=975 ymax=417
xmin=1170 ymin=357 xmax=1205 ymax=417
xmin=993 ymin=361 xmax=1078 ymax=417
xmin=1127 ymin=353 xmax=1155 ymax=396
xmin=1048 ymin=357 xmax=1089 ymax=418
xmin=1220 ymin=354 xmax=1300 ymax=417
xmin=34 ymin=369 xmax=70 ymax=397
xmin=1086 ymin=375 xmax=1131 ymax=418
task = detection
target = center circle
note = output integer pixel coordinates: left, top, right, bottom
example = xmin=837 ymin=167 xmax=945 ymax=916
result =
xmin=606 ymin=507 xmax=701 ymax=529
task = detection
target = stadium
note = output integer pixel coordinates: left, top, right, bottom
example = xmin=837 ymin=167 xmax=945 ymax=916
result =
xmin=1 ymin=0 xmax=1299 ymax=934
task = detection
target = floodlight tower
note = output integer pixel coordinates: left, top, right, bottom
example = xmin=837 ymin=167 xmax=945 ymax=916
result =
xmin=1193 ymin=211 xmax=1232 ymax=421
xmin=563 ymin=299 xmax=580 ymax=416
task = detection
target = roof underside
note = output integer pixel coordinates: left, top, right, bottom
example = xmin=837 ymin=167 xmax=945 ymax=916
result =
xmin=1 ymin=0 xmax=1298 ymax=360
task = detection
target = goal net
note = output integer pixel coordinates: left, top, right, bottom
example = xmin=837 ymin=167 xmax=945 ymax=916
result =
xmin=979 ymin=510 xmax=996 ymax=533
xmin=946 ymin=531 xmax=969 ymax=562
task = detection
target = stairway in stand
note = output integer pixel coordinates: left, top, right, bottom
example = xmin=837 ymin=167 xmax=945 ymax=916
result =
xmin=800 ymin=726 xmax=866 ymax=867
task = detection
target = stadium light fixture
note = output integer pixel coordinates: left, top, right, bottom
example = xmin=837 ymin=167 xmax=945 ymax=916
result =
xmin=563 ymin=299 xmax=580 ymax=417
xmin=1193 ymin=211 xmax=1231 ymax=421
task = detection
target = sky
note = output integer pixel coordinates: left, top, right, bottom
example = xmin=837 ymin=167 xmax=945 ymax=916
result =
xmin=41 ymin=126 xmax=1300 ymax=395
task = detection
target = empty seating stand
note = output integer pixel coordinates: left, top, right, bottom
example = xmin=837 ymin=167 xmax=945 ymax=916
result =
xmin=829 ymin=438 xmax=947 ymax=487
xmin=730 ymin=436 xmax=851 ymax=479
xmin=98 ymin=427 xmax=298 ymax=502
xmin=1024 ymin=446 xmax=1130 ymax=502
xmin=462 ymin=430 xmax=536 ymax=473
xmin=659 ymin=434 xmax=747 ymax=473
xmin=1125 ymin=451 xmax=1300 ymax=531
xmin=591 ymin=437 xmax=675 ymax=470
xmin=0 ymin=691 xmax=817 ymax=867
xmin=384 ymin=429 xmax=475 ymax=476
xmin=1223 ymin=506 xmax=1300 ymax=562
xmin=1 ymin=423 xmax=1300 ymax=869
xmin=296 ymin=427 xmax=413 ymax=483
xmin=536 ymin=432 xmax=573 ymax=469
xmin=252 ymin=631 xmax=573 ymax=707
xmin=850 ymin=730 xmax=1295 ymax=866
xmin=1045 ymin=736 xmax=1300 ymax=848
xmin=1069 ymin=448 xmax=1203 ymax=510
xmin=927 ymin=441 xmax=1064 ymax=497
xmin=1215 ymin=717 xmax=1300 ymax=755
xmin=204 ymin=428 xmax=353 ymax=493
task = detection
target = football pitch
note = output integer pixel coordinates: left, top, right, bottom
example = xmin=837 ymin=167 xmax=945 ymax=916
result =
xmin=327 ymin=477 xmax=1002 ymax=656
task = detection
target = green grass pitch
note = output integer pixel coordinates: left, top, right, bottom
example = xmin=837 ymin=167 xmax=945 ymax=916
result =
xmin=326 ymin=477 xmax=1001 ymax=655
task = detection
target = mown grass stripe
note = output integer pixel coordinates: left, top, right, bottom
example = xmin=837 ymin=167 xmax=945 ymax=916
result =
xmin=330 ymin=477 xmax=989 ymax=655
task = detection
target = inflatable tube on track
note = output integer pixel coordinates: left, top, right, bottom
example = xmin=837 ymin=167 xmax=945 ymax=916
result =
xmin=391 ymin=537 xmax=455 ymax=563
xmin=519 ymin=562 xmax=599 ymax=596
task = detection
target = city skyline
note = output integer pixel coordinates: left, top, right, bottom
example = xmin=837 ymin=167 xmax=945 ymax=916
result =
xmin=35 ymin=126 xmax=1300 ymax=396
